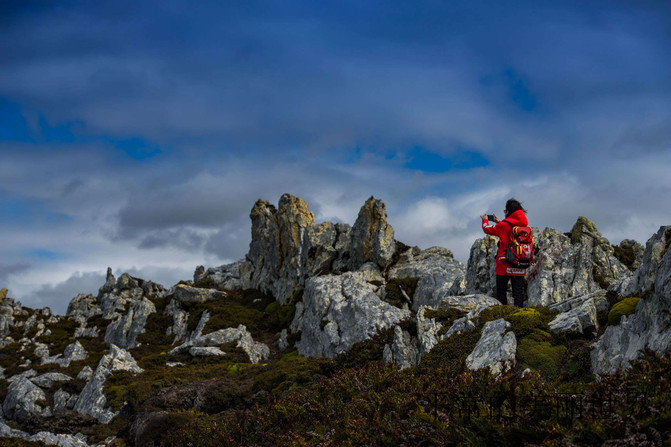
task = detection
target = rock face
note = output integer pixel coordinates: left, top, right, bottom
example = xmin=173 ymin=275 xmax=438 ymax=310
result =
xmin=592 ymin=226 xmax=671 ymax=375
xmin=0 ymin=421 xmax=88 ymax=447
xmin=74 ymin=344 xmax=143 ymax=423
xmin=466 ymin=318 xmax=517 ymax=376
xmin=292 ymin=272 xmax=410 ymax=357
xmin=388 ymin=246 xmax=466 ymax=310
xmin=241 ymin=194 xmax=396 ymax=304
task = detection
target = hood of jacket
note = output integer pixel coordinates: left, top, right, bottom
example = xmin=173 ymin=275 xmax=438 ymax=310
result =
xmin=503 ymin=210 xmax=528 ymax=227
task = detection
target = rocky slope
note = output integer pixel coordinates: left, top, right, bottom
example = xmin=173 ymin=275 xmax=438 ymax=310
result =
xmin=0 ymin=193 xmax=667 ymax=446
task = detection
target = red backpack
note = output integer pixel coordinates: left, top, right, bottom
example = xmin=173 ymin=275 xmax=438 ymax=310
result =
xmin=501 ymin=221 xmax=535 ymax=269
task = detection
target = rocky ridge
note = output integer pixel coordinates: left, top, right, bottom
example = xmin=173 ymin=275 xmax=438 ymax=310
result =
xmin=0 ymin=193 xmax=668 ymax=446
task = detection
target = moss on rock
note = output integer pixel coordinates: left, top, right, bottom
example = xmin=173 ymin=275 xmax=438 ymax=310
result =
xmin=608 ymin=297 xmax=640 ymax=326
xmin=570 ymin=216 xmax=598 ymax=244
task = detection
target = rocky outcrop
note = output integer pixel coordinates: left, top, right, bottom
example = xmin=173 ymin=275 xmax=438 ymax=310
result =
xmin=465 ymin=235 xmax=498 ymax=296
xmin=548 ymin=290 xmax=608 ymax=335
xmin=104 ymin=297 xmax=156 ymax=349
xmin=527 ymin=218 xmax=629 ymax=306
xmin=466 ymin=318 xmax=517 ymax=376
xmin=170 ymin=324 xmax=270 ymax=364
xmin=292 ymin=272 xmax=410 ymax=357
xmin=74 ymin=344 xmax=143 ymax=423
xmin=615 ymin=239 xmax=645 ymax=271
xmin=3 ymin=377 xmax=50 ymax=422
xmin=239 ymin=194 xmax=396 ymax=304
xmin=388 ymin=246 xmax=466 ymax=310
xmin=193 ymin=261 xmax=244 ymax=290
xmin=592 ymin=226 xmax=671 ymax=375
xmin=349 ymin=197 xmax=395 ymax=270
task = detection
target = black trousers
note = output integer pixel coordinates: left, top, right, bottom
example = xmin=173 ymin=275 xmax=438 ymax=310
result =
xmin=496 ymin=275 xmax=525 ymax=307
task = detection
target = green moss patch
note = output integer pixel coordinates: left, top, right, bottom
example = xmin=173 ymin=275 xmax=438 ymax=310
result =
xmin=613 ymin=244 xmax=638 ymax=270
xmin=517 ymin=338 xmax=566 ymax=377
xmin=608 ymin=297 xmax=640 ymax=326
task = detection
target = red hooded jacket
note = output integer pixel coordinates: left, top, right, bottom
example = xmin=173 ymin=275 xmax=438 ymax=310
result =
xmin=481 ymin=209 xmax=529 ymax=276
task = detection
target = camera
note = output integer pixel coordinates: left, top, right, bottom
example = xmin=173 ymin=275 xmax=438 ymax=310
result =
xmin=487 ymin=214 xmax=496 ymax=221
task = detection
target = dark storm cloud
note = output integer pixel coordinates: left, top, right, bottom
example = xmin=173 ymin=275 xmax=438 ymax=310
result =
xmin=0 ymin=263 xmax=31 ymax=283
xmin=23 ymin=270 xmax=105 ymax=315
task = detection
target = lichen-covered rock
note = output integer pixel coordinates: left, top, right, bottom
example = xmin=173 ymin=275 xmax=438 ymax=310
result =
xmin=614 ymin=226 xmax=671 ymax=298
xmin=240 ymin=194 xmax=396 ymax=304
xmin=3 ymin=377 xmax=50 ymax=422
xmin=383 ymin=325 xmax=418 ymax=369
xmin=349 ymin=196 xmax=395 ymax=270
xmin=291 ymin=272 xmax=410 ymax=357
xmin=388 ymin=246 xmax=466 ymax=310
xmin=466 ymin=318 xmax=517 ymax=376
xmin=0 ymin=288 xmax=7 ymax=300
xmin=165 ymin=298 xmax=189 ymax=344
xmin=278 ymin=329 xmax=289 ymax=351
xmin=193 ymin=261 xmax=245 ymax=290
xmin=549 ymin=298 xmax=598 ymax=335
xmin=53 ymin=389 xmax=72 ymax=412
xmin=77 ymin=366 xmax=93 ymax=381
xmin=592 ymin=226 xmax=671 ymax=375
xmin=104 ymin=297 xmax=156 ymax=349
xmin=66 ymin=293 xmax=102 ymax=326
xmin=74 ymin=344 xmax=143 ymax=423
xmin=170 ymin=324 xmax=270 ymax=364
xmin=527 ymin=220 xmax=628 ymax=306
xmin=465 ymin=235 xmax=498 ymax=296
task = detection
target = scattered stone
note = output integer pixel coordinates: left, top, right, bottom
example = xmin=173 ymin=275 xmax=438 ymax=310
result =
xmin=166 ymin=362 xmax=184 ymax=368
xmin=42 ymin=341 xmax=88 ymax=368
xmin=53 ymin=389 xmax=72 ymax=412
xmin=548 ymin=291 xmax=608 ymax=335
xmin=437 ymin=294 xmax=500 ymax=313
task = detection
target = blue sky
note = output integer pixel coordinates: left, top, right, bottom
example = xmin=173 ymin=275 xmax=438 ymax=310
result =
xmin=1 ymin=0 xmax=670 ymax=313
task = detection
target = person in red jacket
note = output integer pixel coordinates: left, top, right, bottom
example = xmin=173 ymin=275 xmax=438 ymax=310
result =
xmin=480 ymin=198 xmax=528 ymax=307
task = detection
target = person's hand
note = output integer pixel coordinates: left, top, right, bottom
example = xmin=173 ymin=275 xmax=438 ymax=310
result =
xmin=493 ymin=214 xmax=501 ymax=223
xmin=480 ymin=214 xmax=488 ymax=221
